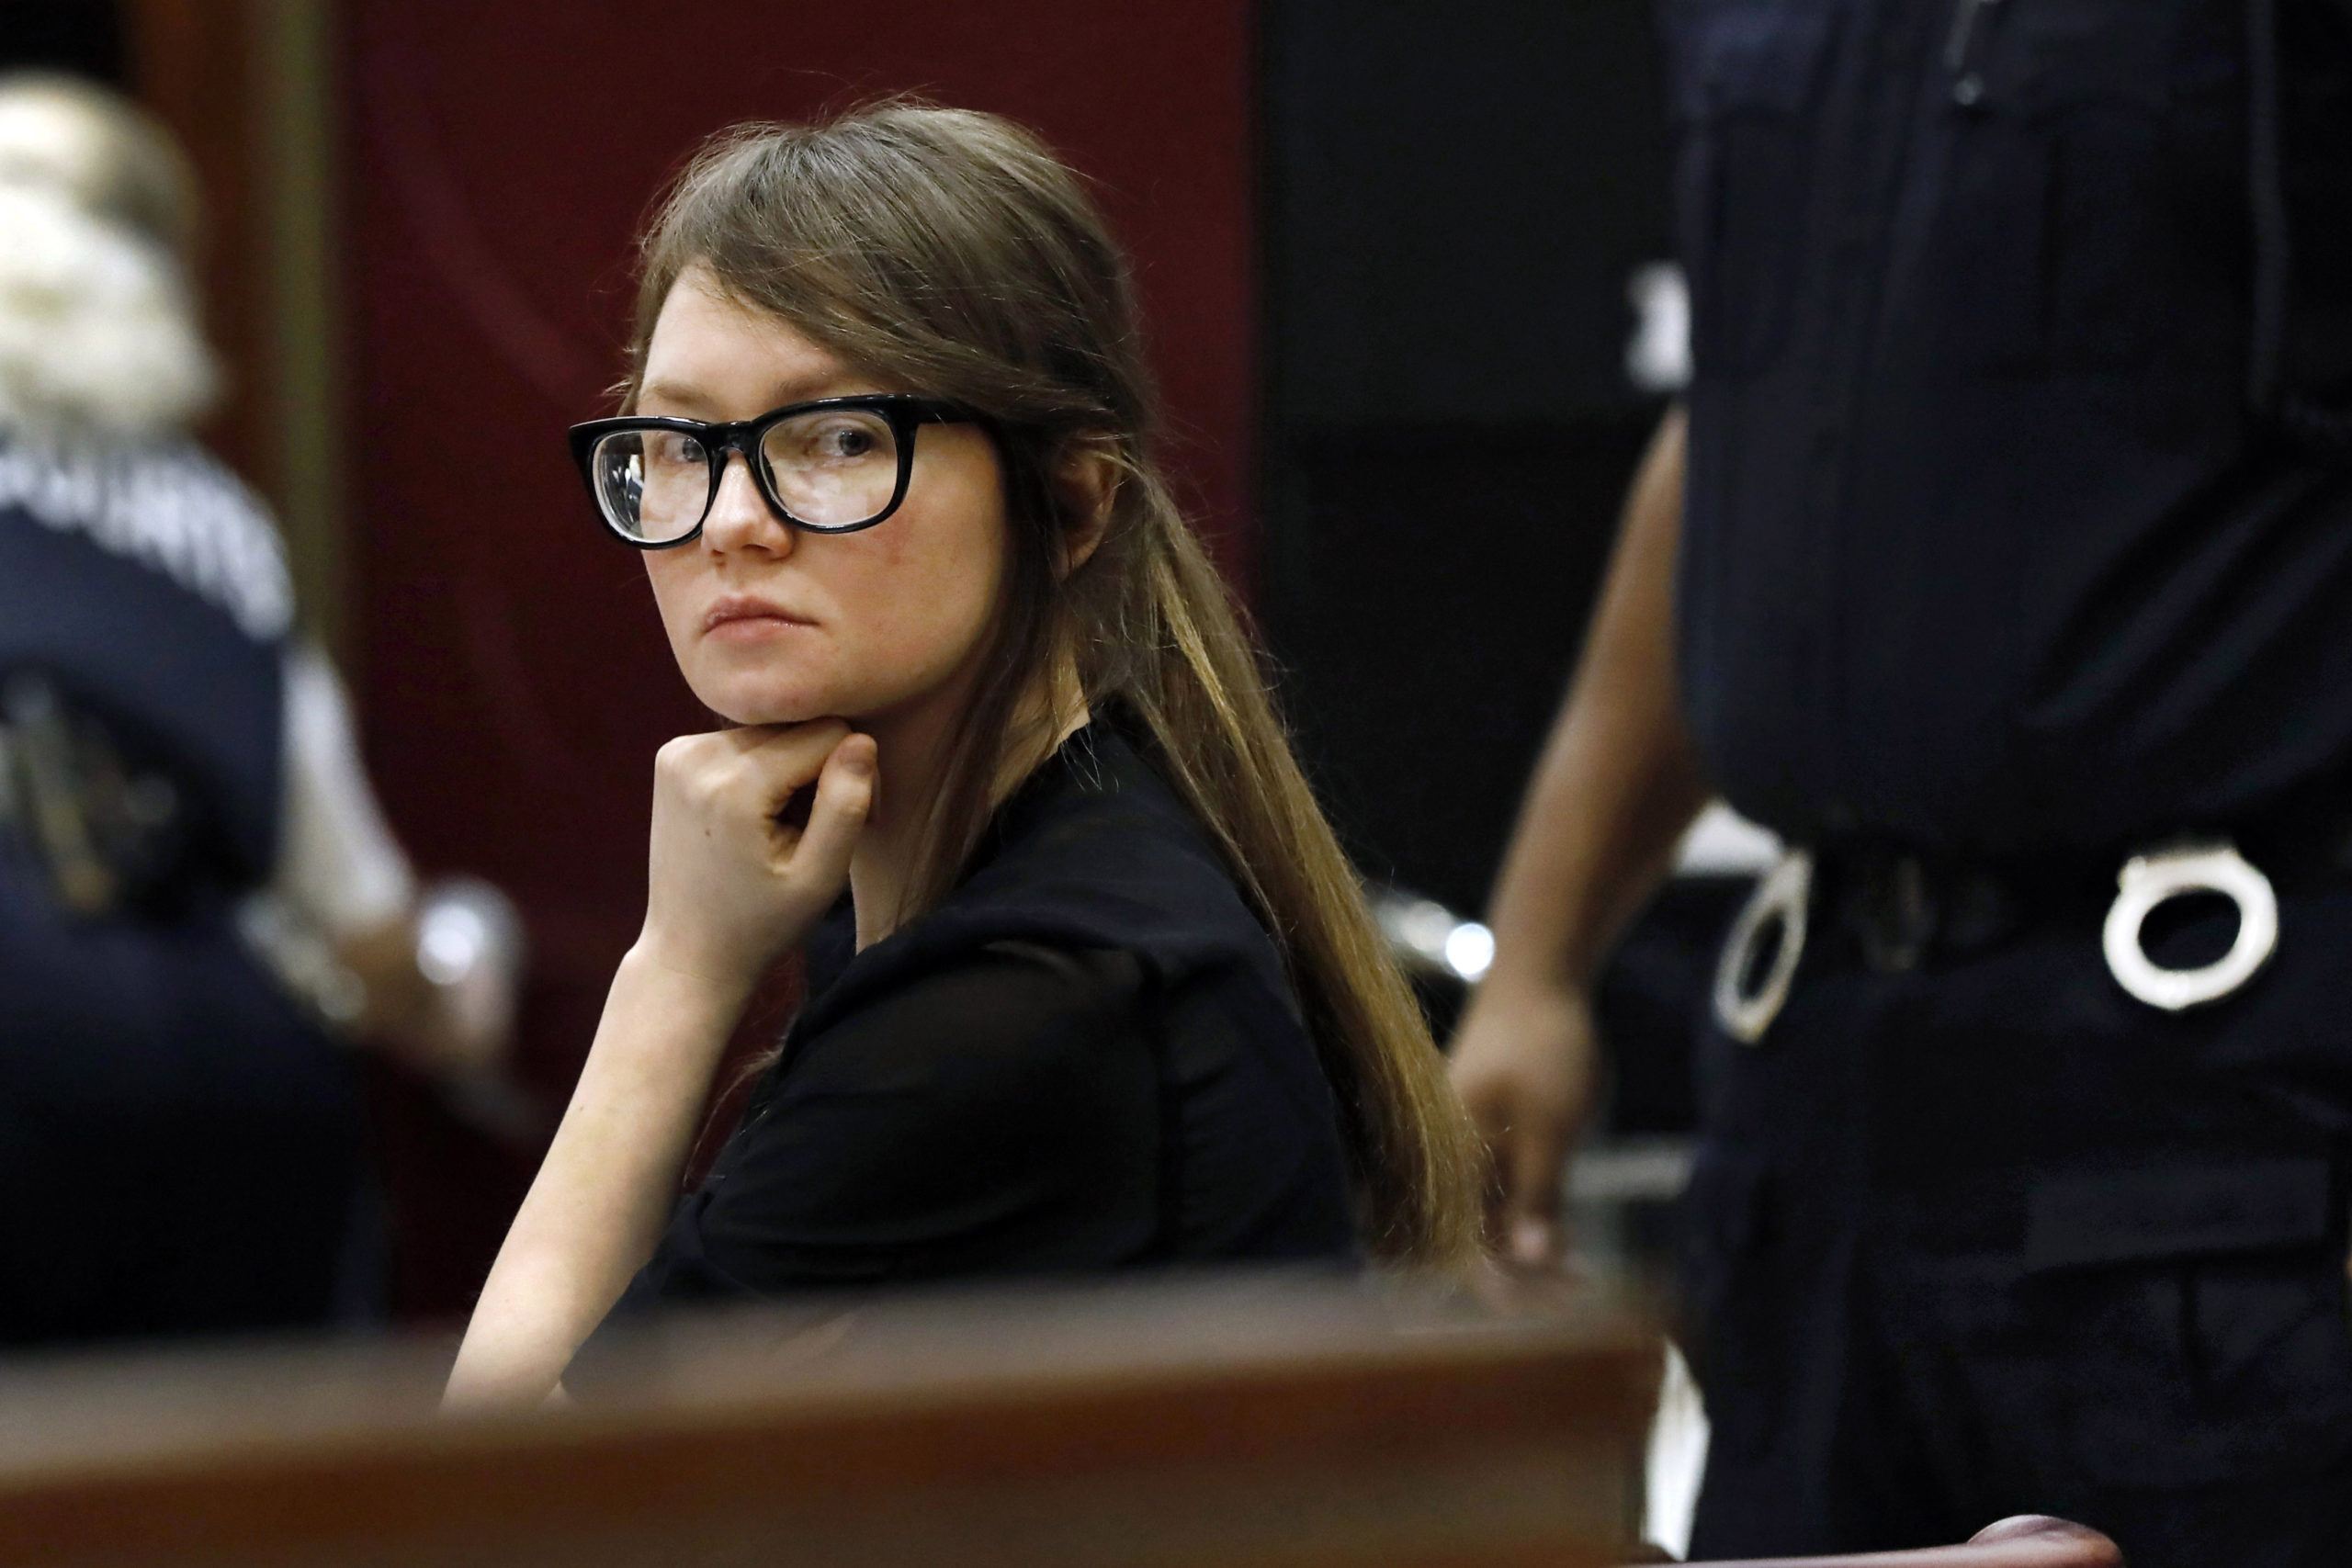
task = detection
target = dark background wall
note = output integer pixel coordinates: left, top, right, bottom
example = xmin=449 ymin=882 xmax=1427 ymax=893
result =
xmin=0 ymin=4 xmax=123 ymax=81
xmin=1259 ymin=0 xmax=1675 ymax=919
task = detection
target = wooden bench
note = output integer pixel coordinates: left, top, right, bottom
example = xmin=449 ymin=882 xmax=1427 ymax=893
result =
xmin=0 ymin=1271 xmax=1659 ymax=1567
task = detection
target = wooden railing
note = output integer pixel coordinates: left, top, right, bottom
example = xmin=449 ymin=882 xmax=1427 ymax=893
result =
xmin=0 ymin=1271 xmax=1659 ymax=1568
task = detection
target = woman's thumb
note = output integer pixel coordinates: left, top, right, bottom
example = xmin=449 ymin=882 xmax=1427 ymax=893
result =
xmin=792 ymin=733 xmax=876 ymax=881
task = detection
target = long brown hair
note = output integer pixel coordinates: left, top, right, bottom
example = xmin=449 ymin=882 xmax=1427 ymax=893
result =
xmin=623 ymin=103 xmax=1480 ymax=1270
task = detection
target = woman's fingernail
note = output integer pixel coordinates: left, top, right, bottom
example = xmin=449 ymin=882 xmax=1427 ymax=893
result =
xmin=1510 ymin=1217 xmax=1553 ymax=1268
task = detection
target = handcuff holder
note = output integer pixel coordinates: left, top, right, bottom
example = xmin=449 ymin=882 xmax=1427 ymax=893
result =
xmin=1711 ymin=838 xmax=2278 ymax=1043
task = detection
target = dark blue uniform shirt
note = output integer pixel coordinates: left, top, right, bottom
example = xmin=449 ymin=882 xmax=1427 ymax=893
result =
xmin=0 ymin=437 xmax=362 ymax=1345
xmin=1668 ymin=0 xmax=2352 ymax=855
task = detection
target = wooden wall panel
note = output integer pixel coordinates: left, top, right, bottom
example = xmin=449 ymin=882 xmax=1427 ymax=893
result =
xmin=129 ymin=0 xmax=346 ymax=652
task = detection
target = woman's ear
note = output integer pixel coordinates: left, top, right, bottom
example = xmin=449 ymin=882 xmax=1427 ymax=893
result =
xmin=1053 ymin=439 xmax=1120 ymax=578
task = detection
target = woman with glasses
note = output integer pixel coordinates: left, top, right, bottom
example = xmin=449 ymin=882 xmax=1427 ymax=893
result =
xmin=446 ymin=105 xmax=1479 ymax=1404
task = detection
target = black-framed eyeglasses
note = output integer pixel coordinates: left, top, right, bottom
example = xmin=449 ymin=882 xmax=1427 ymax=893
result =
xmin=568 ymin=394 xmax=976 ymax=548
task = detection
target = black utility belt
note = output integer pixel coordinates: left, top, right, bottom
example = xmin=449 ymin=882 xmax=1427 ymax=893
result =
xmin=1713 ymin=837 xmax=2294 ymax=1043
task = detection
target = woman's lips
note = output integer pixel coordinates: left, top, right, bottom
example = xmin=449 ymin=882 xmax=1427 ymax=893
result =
xmin=703 ymin=595 xmax=814 ymax=640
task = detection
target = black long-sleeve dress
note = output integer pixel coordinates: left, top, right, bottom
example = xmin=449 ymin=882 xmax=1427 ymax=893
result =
xmin=599 ymin=718 xmax=1359 ymax=1317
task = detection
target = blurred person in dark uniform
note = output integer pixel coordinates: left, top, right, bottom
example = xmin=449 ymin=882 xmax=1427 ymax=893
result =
xmin=1451 ymin=3 xmax=2352 ymax=1563
xmin=0 ymin=74 xmax=522 ymax=1346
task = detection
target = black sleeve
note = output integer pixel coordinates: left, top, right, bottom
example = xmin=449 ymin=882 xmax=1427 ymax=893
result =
xmin=639 ymin=942 xmax=1161 ymax=1298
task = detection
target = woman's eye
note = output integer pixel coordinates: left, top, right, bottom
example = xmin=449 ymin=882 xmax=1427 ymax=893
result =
xmin=819 ymin=424 xmax=877 ymax=459
xmin=765 ymin=413 xmax=892 ymax=473
xmin=648 ymin=433 xmax=705 ymax=468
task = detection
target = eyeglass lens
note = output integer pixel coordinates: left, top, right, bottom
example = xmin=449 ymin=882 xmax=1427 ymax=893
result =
xmin=589 ymin=407 xmax=907 ymax=542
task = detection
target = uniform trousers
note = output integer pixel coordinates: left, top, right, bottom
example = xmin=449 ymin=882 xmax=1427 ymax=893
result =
xmin=0 ymin=855 xmax=369 ymax=1344
xmin=1680 ymin=870 xmax=2352 ymax=1567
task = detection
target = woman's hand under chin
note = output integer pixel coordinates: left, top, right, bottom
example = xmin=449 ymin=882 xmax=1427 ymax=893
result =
xmin=447 ymin=721 xmax=872 ymax=1412
xmin=636 ymin=719 xmax=876 ymax=997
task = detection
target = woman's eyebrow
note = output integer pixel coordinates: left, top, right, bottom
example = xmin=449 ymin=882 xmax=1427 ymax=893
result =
xmin=768 ymin=372 xmax=881 ymax=405
xmin=636 ymin=375 xmax=877 ymax=417
xmin=633 ymin=380 xmax=718 ymax=416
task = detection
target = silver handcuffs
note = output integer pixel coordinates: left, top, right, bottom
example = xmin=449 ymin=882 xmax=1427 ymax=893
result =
xmin=2100 ymin=840 xmax=2278 ymax=1012
xmin=1711 ymin=838 xmax=2278 ymax=1042
xmin=1711 ymin=850 xmax=1814 ymax=1044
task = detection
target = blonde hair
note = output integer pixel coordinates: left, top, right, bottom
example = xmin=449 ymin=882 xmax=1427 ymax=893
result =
xmin=624 ymin=104 xmax=1481 ymax=1269
xmin=0 ymin=73 xmax=215 ymax=434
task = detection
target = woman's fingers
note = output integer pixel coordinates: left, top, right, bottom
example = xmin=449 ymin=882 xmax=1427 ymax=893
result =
xmin=725 ymin=719 xmax=853 ymax=814
xmin=726 ymin=724 xmax=874 ymax=874
xmin=638 ymin=720 xmax=873 ymax=990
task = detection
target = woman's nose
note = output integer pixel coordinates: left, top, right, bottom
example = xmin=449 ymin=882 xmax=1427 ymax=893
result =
xmin=700 ymin=451 xmax=793 ymax=553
